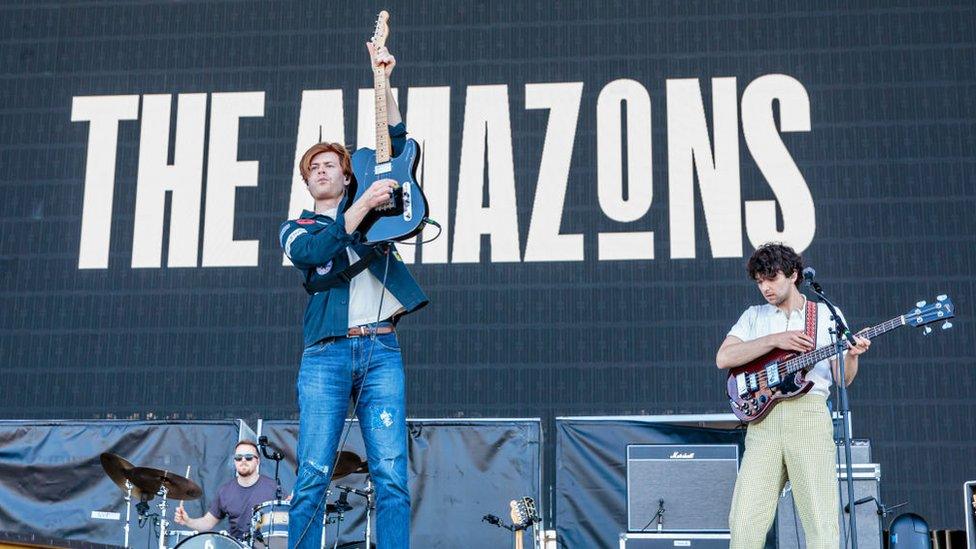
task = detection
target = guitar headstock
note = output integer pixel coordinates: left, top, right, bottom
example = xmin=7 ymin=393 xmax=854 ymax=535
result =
xmin=509 ymin=496 xmax=536 ymax=529
xmin=904 ymin=294 xmax=955 ymax=335
xmin=371 ymin=10 xmax=390 ymax=51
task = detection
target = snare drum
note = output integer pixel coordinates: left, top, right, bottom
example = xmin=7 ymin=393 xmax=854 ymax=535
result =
xmin=173 ymin=532 xmax=245 ymax=549
xmin=250 ymin=499 xmax=290 ymax=549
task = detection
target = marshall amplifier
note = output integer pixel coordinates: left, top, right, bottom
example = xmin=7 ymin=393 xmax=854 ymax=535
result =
xmin=620 ymin=532 xmax=731 ymax=549
xmin=627 ymin=444 xmax=739 ymax=532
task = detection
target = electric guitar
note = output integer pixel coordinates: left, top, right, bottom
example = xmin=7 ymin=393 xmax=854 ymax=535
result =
xmin=509 ymin=496 xmax=537 ymax=549
xmin=727 ymin=294 xmax=955 ymax=423
xmin=349 ymin=10 xmax=430 ymax=244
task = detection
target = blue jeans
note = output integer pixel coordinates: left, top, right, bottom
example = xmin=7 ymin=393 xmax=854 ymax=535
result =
xmin=288 ymin=331 xmax=410 ymax=549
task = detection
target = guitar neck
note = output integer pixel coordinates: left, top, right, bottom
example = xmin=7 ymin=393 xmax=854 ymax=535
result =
xmin=513 ymin=529 xmax=523 ymax=549
xmin=784 ymin=315 xmax=905 ymax=373
xmin=373 ymin=67 xmax=391 ymax=163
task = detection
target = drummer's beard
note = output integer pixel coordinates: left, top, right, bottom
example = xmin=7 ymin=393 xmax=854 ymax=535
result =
xmin=237 ymin=463 xmax=257 ymax=478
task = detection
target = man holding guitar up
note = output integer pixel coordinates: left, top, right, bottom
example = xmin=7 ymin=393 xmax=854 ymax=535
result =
xmin=716 ymin=243 xmax=870 ymax=549
xmin=279 ymin=39 xmax=427 ymax=548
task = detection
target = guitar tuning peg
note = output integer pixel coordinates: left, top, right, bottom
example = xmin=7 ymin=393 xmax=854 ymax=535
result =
xmin=923 ymin=326 xmax=932 ymax=335
xmin=942 ymin=321 xmax=953 ymax=330
xmin=916 ymin=300 xmax=927 ymax=308
xmin=937 ymin=294 xmax=947 ymax=301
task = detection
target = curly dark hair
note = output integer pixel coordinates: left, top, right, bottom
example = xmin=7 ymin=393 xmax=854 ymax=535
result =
xmin=747 ymin=243 xmax=804 ymax=287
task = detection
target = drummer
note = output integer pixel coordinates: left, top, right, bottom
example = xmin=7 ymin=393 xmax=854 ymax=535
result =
xmin=174 ymin=440 xmax=279 ymax=541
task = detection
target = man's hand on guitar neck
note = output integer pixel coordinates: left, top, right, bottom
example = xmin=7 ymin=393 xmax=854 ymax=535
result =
xmin=367 ymin=42 xmax=396 ymax=77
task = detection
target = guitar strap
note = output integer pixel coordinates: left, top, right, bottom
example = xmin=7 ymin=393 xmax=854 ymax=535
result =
xmin=804 ymin=299 xmax=818 ymax=342
xmin=302 ymin=245 xmax=386 ymax=295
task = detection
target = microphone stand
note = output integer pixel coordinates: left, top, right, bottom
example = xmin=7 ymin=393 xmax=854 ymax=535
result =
xmin=807 ymin=279 xmax=859 ymax=549
xmin=258 ymin=436 xmax=285 ymax=501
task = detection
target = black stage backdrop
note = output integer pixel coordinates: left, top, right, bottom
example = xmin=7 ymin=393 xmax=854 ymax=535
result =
xmin=0 ymin=0 xmax=974 ymax=530
xmin=0 ymin=421 xmax=240 ymax=548
xmin=0 ymin=420 xmax=540 ymax=548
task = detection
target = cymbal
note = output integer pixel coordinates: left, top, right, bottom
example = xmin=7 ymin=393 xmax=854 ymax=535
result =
xmin=124 ymin=466 xmax=202 ymax=501
xmin=332 ymin=451 xmax=368 ymax=481
xmin=100 ymin=453 xmax=143 ymax=497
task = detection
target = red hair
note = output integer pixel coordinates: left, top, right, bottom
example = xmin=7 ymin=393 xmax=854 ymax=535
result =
xmin=299 ymin=142 xmax=353 ymax=183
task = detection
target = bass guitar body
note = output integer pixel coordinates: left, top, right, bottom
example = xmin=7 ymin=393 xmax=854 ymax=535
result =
xmin=726 ymin=349 xmax=814 ymax=423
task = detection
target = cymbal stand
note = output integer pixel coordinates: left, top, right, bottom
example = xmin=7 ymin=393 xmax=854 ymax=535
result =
xmin=364 ymin=478 xmax=373 ymax=549
xmin=122 ymin=480 xmax=133 ymax=548
xmin=156 ymin=486 xmax=169 ymax=549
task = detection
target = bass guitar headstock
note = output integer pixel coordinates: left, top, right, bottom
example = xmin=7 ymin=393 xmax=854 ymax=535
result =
xmin=904 ymin=294 xmax=955 ymax=335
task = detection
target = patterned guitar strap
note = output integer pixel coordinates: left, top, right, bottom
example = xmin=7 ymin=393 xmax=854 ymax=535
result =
xmin=804 ymin=299 xmax=818 ymax=351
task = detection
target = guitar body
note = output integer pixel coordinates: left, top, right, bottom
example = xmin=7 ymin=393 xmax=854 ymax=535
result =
xmin=349 ymin=137 xmax=428 ymax=243
xmin=723 ymin=293 xmax=954 ymax=424
xmin=726 ymin=348 xmax=815 ymax=423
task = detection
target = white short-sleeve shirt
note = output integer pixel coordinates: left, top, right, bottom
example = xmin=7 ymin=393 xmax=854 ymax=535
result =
xmin=726 ymin=295 xmax=845 ymax=397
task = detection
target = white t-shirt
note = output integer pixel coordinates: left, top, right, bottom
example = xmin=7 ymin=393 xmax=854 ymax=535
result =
xmin=322 ymin=208 xmax=405 ymax=327
xmin=726 ymin=295 xmax=846 ymax=397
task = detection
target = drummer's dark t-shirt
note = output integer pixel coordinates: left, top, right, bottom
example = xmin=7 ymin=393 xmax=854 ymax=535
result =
xmin=208 ymin=475 xmax=278 ymax=540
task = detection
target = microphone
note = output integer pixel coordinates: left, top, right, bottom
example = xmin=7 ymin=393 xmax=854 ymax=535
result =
xmin=482 ymin=514 xmax=502 ymax=526
xmin=844 ymin=496 xmax=878 ymax=513
xmin=801 ymin=267 xmax=816 ymax=287
xmin=337 ymin=484 xmax=373 ymax=498
xmin=257 ymin=436 xmax=283 ymax=461
xmin=656 ymin=498 xmax=666 ymax=531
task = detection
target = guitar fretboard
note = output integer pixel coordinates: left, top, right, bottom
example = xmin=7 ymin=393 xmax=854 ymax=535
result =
xmin=373 ymin=66 xmax=391 ymax=163
xmin=783 ymin=315 xmax=905 ymax=373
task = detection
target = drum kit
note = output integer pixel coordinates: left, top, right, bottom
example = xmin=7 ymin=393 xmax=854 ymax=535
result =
xmin=100 ymin=449 xmax=376 ymax=549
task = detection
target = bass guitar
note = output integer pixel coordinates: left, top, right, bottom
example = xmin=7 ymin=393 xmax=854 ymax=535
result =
xmin=349 ymin=10 xmax=429 ymax=243
xmin=727 ymin=294 xmax=955 ymax=423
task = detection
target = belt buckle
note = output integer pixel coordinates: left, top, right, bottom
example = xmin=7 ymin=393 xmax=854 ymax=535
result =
xmin=355 ymin=325 xmax=370 ymax=337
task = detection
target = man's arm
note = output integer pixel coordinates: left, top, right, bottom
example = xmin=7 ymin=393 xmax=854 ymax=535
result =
xmin=716 ymin=331 xmax=815 ymax=370
xmin=173 ymin=507 xmax=219 ymax=532
xmin=830 ymin=333 xmax=870 ymax=386
xmin=280 ymin=221 xmax=357 ymax=269
xmin=367 ymin=41 xmax=401 ymax=126
xmin=337 ymin=43 xmax=404 ymax=237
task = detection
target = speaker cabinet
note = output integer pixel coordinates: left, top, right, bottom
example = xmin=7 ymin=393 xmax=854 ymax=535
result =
xmin=776 ymin=463 xmax=882 ymax=549
xmin=627 ymin=444 xmax=739 ymax=532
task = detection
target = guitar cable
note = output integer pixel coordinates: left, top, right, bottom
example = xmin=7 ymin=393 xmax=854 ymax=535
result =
xmin=394 ymin=217 xmax=443 ymax=246
xmin=293 ymin=247 xmax=394 ymax=548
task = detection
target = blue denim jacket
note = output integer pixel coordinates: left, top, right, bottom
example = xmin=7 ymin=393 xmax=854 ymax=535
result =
xmin=280 ymin=124 xmax=429 ymax=347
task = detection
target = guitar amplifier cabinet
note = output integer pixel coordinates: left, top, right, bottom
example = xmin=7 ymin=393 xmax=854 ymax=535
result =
xmin=776 ymin=463 xmax=882 ymax=549
xmin=627 ymin=444 xmax=739 ymax=532
xmin=619 ymin=532 xmax=731 ymax=549
xmin=832 ymin=438 xmax=872 ymax=465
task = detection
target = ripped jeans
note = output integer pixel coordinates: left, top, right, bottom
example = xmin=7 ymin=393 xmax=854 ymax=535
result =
xmin=289 ymin=331 xmax=410 ymax=548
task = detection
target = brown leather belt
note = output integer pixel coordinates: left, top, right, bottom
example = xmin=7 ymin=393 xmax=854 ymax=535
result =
xmin=347 ymin=324 xmax=395 ymax=337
